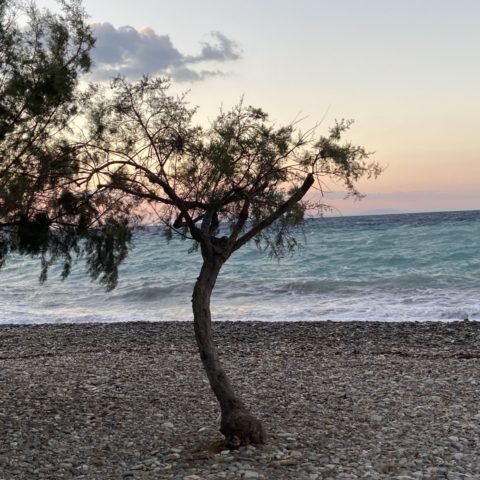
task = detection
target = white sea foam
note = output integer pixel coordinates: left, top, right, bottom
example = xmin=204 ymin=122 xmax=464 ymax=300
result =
xmin=1 ymin=210 xmax=479 ymax=324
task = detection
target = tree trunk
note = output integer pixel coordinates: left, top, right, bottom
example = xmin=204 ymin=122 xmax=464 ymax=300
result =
xmin=191 ymin=255 xmax=266 ymax=448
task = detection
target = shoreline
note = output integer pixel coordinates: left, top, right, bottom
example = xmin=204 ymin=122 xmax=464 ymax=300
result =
xmin=2 ymin=321 xmax=480 ymax=479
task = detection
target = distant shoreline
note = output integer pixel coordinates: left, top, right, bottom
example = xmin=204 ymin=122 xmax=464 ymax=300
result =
xmin=319 ymin=207 xmax=480 ymax=218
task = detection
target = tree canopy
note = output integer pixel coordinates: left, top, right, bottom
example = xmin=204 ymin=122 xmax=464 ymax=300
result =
xmin=0 ymin=1 xmax=380 ymax=286
xmin=77 ymin=76 xmax=381 ymax=266
xmin=71 ymin=77 xmax=382 ymax=445
xmin=0 ymin=0 xmax=134 ymax=284
xmin=0 ymin=0 xmax=382 ymax=446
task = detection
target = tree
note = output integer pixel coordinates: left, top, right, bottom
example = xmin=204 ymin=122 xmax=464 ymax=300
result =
xmin=0 ymin=0 xmax=133 ymax=279
xmin=71 ymin=76 xmax=382 ymax=446
xmin=0 ymin=2 xmax=381 ymax=440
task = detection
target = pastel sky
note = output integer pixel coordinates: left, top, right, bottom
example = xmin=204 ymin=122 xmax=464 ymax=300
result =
xmin=39 ymin=0 xmax=480 ymax=214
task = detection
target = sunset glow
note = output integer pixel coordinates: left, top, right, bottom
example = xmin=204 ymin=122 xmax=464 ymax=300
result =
xmin=36 ymin=0 xmax=480 ymax=213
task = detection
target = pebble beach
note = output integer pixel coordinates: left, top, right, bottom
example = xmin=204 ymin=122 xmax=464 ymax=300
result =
xmin=1 ymin=321 xmax=480 ymax=479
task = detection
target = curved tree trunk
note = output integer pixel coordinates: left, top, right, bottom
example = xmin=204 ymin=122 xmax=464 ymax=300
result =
xmin=192 ymin=254 xmax=266 ymax=447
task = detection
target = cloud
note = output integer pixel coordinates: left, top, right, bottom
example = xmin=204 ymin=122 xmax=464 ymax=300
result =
xmin=187 ymin=31 xmax=241 ymax=63
xmin=90 ymin=23 xmax=241 ymax=82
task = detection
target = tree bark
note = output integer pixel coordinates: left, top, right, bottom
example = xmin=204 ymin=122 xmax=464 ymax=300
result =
xmin=191 ymin=254 xmax=266 ymax=447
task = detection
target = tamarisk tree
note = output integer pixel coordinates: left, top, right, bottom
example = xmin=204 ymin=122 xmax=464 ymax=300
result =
xmin=76 ymin=76 xmax=382 ymax=446
xmin=0 ymin=0 xmax=135 ymax=279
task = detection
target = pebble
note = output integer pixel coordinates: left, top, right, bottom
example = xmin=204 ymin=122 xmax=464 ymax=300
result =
xmin=2 ymin=321 xmax=480 ymax=480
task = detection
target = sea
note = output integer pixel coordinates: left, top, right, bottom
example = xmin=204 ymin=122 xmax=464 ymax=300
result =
xmin=1 ymin=210 xmax=479 ymax=324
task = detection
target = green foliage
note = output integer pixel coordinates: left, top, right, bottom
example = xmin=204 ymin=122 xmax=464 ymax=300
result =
xmin=84 ymin=217 xmax=132 ymax=291
xmin=16 ymin=213 xmax=51 ymax=255
xmin=0 ymin=0 xmax=94 ymax=225
xmin=0 ymin=0 xmax=135 ymax=288
xmin=314 ymin=119 xmax=381 ymax=197
xmin=0 ymin=6 xmax=381 ymax=288
xmin=80 ymin=77 xmax=382 ymax=263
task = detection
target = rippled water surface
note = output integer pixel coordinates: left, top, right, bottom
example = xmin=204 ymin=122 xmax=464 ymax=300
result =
xmin=1 ymin=210 xmax=479 ymax=323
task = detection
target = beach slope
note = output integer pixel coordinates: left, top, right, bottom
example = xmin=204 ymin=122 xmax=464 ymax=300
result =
xmin=1 ymin=321 xmax=479 ymax=479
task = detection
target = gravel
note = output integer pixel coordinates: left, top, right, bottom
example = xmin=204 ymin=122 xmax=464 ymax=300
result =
xmin=1 ymin=320 xmax=480 ymax=479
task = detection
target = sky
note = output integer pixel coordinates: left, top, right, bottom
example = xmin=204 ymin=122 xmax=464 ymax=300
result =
xmin=38 ymin=0 xmax=480 ymax=214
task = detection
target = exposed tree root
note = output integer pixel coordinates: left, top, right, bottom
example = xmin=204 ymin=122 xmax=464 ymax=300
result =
xmin=220 ymin=409 xmax=266 ymax=448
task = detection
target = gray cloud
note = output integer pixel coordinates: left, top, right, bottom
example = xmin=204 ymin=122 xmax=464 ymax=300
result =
xmin=172 ymin=67 xmax=222 ymax=83
xmin=187 ymin=31 xmax=241 ymax=63
xmin=90 ymin=23 xmax=241 ymax=82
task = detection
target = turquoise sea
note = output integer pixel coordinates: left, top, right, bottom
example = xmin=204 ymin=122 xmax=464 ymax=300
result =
xmin=1 ymin=210 xmax=479 ymax=324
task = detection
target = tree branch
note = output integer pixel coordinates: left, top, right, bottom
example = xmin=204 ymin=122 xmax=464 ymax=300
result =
xmin=228 ymin=197 xmax=250 ymax=245
xmin=233 ymin=173 xmax=314 ymax=251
